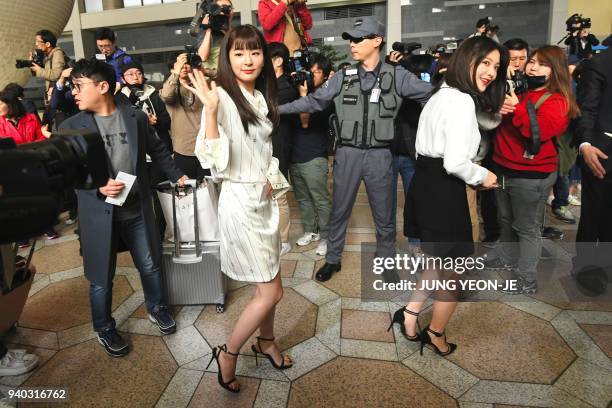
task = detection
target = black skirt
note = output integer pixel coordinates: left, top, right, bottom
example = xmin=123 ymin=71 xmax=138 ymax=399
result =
xmin=404 ymin=156 xmax=474 ymax=258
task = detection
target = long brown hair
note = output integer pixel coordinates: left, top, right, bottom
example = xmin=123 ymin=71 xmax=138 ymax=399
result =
xmin=529 ymin=46 xmax=580 ymax=119
xmin=440 ymin=36 xmax=509 ymax=112
xmin=217 ymin=25 xmax=279 ymax=132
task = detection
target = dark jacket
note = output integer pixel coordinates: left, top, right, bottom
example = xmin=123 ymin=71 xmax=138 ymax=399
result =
xmin=58 ymin=105 xmax=183 ymax=288
xmin=391 ymin=98 xmax=421 ymax=158
xmin=274 ymin=74 xmax=300 ymax=178
xmin=574 ymin=48 xmax=612 ymax=178
xmin=565 ymin=33 xmax=600 ymax=60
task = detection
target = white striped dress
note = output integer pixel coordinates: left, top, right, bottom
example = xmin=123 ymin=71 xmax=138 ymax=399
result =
xmin=195 ymin=86 xmax=289 ymax=283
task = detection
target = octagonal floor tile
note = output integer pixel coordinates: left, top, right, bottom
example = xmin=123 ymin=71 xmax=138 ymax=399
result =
xmin=188 ymin=373 xmax=260 ymax=408
xmin=30 ymin=240 xmax=82 ymax=274
xmin=19 ymin=276 xmax=133 ymax=332
xmin=579 ymin=323 xmax=612 ymax=358
xmin=280 ymin=260 xmax=297 ymax=278
xmin=341 ymin=309 xmax=394 ymax=343
xmin=288 ymin=357 xmax=456 ymax=407
xmin=22 ymin=334 xmax=177 ymax=408
xmin=117 ymin=252 xmax=136 ymax=268
xmin=195 ymin=286 xmax=317 ymax=354
xmin=440 ymin=302 xmax=575 ymax=384
xmin=317 ymin=253 xmax=362 ymax=299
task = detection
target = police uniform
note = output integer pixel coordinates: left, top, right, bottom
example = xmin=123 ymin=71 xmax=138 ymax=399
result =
xmin=279 ymin=18 xmax=431 ymax=281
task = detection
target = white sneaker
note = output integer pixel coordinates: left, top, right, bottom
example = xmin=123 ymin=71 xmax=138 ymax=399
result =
xmin=296 ymin=232 xmax=320 ymax=246
xmin=315 ymin=239 xmax=327 ymax=256
xmin=546 ymin=195 xmax=554 ymax=206
xmin=0 ymin=349 xmax=39 ymax=376
xmin=568 ymin=195 xmax=581 ymax=206
xmin=280 ymin=242 xmax=292 ymax=257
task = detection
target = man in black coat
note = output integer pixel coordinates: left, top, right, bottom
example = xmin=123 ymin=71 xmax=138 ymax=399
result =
xmin=573 ymin=48 xmax=612 ymax=294
xmin=59 ymin=59 xmax=187 ymax=357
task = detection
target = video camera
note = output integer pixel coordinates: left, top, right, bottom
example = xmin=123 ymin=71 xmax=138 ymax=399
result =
xmin=566 ymin=13 xmax=591 ymax=33
xmin=188 ymin=0 xmax=232 ymax=37
xmin=506 ymin=70 xmax=528 ymax=95
xmin=288 ymin=48 xmax=315 ymax=90
xmin=0 ymin=130 xmax=108 ymax=244
xmin=15 ymin=49 xmax=45 ymax=71
xmin=387 ymin=42 xmax=435 ymax=78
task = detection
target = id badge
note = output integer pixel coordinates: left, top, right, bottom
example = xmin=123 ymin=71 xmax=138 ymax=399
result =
xmin=370 ymin=88 xmax=381 ymax=103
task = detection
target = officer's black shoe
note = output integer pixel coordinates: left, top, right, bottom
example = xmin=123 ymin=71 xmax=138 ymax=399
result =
xmin=315 ymin=262 xmax=341 ymax=282
xmin=383 ymin=267 xmax=400 ymax=284
xmin=97 ymin=328 xmax=130 ymax=358
xmin=541 ymin=226 xmax=564 ymax=240
xmin=149 ymin=305 xmax=177 ymax=335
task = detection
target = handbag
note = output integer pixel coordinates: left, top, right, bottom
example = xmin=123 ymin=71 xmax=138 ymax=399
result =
xmin=157 ymin=179 xmax=220 ymax=242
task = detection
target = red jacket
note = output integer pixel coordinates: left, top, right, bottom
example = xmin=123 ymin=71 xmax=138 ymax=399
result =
xmin=258 ymin=0 xmax=312 ymax=46
xmin=0 ymin=113 xmax=45 ymax=145
xmin=493 ymin=89 xmax=570 ymax=174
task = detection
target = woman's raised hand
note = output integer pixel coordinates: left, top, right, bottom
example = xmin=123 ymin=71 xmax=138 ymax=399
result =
xmin=185 ymin=69 xmax=219 ymax=112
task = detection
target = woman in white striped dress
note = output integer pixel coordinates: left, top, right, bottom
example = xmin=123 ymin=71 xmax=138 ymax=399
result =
xmin=189 ymin=25 xmax=292 ymax=393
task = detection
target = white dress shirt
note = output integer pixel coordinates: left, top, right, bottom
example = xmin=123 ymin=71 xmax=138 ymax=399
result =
xmin=415 ymin=84 xmax=489 ymax=186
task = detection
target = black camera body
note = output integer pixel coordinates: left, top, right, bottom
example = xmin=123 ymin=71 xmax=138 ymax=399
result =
xmin=15 ymin=49 xmax=45 ymax=70
xmin=387 ymin=42 xmax=434 ymax=77
xmin=189 ymin=0 xmax=231 ymax=37
xmin=506 ymin=70 xmax=528 ymax=95
xmin=566 ymin=13 xmax=591 ymax=33
xmin=287 ymin=49 xmax=315 ymax=90
xmin=184 ymin=45 xmax=203 ymax=68
xmin=392 ymin=42 xmax=422 ymax=56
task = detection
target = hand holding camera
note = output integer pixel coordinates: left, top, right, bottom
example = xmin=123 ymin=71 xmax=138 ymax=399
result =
xmin=172 ymin=53 xmax=189 ymax=75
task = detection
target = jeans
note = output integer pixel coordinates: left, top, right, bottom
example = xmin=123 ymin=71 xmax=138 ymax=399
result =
xmin=290 ymin=157 xmax=331 ymax=239
xmin=90 ymin=215 xmax=163 ymax=332
xmin=392 ymin=154 xmax=418 ymax=243
xmin=495 ymin=172 xmax=556 ymax=282
xmin=552 ymin=173 xmax=570 ymax=209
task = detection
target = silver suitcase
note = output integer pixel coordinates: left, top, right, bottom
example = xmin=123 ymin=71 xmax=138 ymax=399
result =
xmin=159 ymin=180 xmax=226 ymax=312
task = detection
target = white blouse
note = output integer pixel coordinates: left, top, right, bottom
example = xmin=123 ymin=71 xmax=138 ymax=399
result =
xmin=415 ymin=85 xmax=489 ymax=186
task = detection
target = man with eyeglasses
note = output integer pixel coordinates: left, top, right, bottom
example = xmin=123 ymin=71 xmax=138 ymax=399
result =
xmin=279 ymin=17 xmax=432 ymax=282
xmin=30 ymin=29 xmax=67 ymax=99
xmin=59 ymin=59 xmax=187 ymax=358
xmin=95 ymin=27 xmax=134 ymax=85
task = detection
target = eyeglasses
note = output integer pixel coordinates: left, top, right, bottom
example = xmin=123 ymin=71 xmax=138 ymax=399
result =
xmin=349 ymin=35 xmax=378 ymax=44
xmin=124 ymin=72 xmax=144 ymax=78
xmin=71 ymin=80 xmax=103 ymax=93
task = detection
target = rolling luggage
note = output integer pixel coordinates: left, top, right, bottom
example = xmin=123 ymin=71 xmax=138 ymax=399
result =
xmin=158 ymin=180 xmax=226 ymax=312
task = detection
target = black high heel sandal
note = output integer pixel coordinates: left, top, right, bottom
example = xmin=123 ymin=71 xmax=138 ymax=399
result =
xmin=206 ymin=344 xmax=240 ymax=393
xmin=419 ymin=325 xmax=457 ymax=356
xmin=387 ymin=307 xmax=421 ymax=341
xmin=251 ymin=336 xmax=293 ymax=370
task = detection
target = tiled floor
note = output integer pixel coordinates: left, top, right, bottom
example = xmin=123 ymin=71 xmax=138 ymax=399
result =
xmin=1 ymin=182 xmax=611 ymax=408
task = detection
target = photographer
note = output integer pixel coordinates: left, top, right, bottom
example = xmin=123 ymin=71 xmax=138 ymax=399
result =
xmin=50 ymin=67 xmax=80 ymax=129
xmin=119 ymin=62 xmax=171 ymax=151
xmin=30 ymin=29 xmax=67 ymax=96
xmin=160 ymin=53 xmax=205 ymax=179
xmin=196 ymin=0 xmax=234 ymax=80
xmin=488 ymin=46 xmax=580 ymax=294
xmin=95 ymin=27 xmax=134 ymax=84
xmin=564 ymin=14 xmax=599 ymax=60
xmin=290 ymin=53 xmax=333 ymax=256
xmin=469 ymin=17 xmax=491 ymax=38
xmin=258 ymin=0 xmax=312 ymax=55
xmin=279 ymin=18 xmax=431 ymax=282
xmin=269 ymin=42 xmax=299 ymax=255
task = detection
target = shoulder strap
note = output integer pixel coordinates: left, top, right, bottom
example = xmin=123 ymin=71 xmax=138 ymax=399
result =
xmin=534 ymin=92 xmax=553 ymax=110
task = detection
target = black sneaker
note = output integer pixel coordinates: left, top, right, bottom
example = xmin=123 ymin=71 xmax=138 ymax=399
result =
xmin=149 ymin=306 xmax=177 ymax=335
xmin=500 ymin=276 xmax=537 ymax=295
xmin=97 ymin=329 xmax=130 ymax=357
xmin=484 ymin=257 xmax=515 ymax=271
xmin=541 ymin=226 xmax=564 ymax=240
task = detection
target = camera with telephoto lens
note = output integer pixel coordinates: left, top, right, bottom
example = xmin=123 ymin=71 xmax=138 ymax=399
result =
xmin=505 ymin=70 xmax=528 ymax=95
xmin=288 ymin=49 xmax=315 ymax=91
xmin=387 ymin=42 xmax=434 ymax=79
xmin=188 ymin=0 xmax=232 ymax=37
xmin=15 ymin=49 xmax=45 ymax=70
xmin=566 ymin=13 xmax=591 ymax=33
xmin=184 ymin=45 xmax=203 ymax=68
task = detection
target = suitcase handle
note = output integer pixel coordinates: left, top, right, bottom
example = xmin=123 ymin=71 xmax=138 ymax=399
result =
xmin=168 ymin=179 xmax=203 ymax=264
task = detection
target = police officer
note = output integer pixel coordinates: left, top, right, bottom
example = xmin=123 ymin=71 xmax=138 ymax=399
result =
xmin=279 ymin=18 xmax=432 ymax=282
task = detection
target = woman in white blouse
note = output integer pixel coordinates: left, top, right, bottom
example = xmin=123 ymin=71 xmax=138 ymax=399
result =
xmin=388 ymin=37 xmax=508 ymax=357
xmin=188 ymin=25 xmax=292 ymax=393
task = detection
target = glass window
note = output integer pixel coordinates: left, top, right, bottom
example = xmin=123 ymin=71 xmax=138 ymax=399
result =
xmin=84 ymin=0 xmax=103 ymax=12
